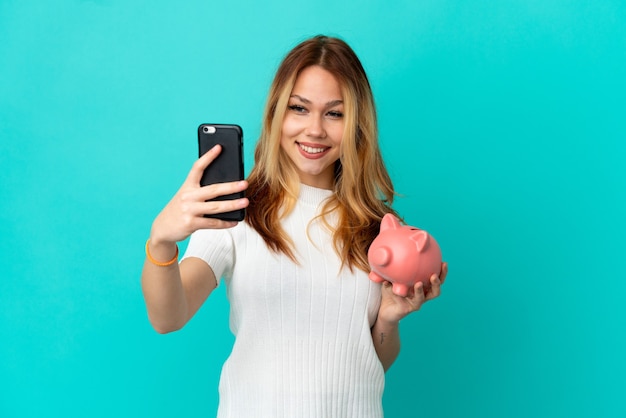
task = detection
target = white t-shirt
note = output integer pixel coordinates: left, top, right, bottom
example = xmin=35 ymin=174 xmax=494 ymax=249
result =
xmin=183 ymin=184 xmax=384 ymax=418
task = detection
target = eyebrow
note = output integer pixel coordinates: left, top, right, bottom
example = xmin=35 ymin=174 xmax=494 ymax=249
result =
xmin=290 ymin=94 xmax=343 ymax=107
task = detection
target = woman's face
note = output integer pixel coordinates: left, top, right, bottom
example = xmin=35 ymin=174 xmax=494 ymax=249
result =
xmin=280 ymin=65 xmax=345 ymax=190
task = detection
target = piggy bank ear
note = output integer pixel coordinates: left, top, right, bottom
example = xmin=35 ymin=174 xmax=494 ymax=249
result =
xmin=410 ymin=230 xmax=429 ymax=252
xmin=380 ymin=213 xmax=401 ymax=231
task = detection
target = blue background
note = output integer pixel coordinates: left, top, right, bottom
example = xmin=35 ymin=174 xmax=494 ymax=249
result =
xmin=1 ymin=1 xmax=625 ymax=417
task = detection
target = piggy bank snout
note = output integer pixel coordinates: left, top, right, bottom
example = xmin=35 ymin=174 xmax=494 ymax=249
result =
xmin=369 ymin=246 xmax=392 ymax=267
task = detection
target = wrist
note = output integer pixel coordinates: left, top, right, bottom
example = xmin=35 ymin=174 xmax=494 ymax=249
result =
xmin=145 ymin=239 xmax=179 ymax=267
xmin=374 ymin=316 xmax=400 ymax=332
xmin=148 ymin=233 xmax=176 ymax=248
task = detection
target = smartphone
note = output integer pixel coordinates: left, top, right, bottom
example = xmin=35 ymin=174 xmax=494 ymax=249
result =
xmin=198 ymin=123 xmax=245 ymax=221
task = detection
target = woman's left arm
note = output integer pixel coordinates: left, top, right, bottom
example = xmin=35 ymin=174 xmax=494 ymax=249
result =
xmin=371 ymin=262 xmax=448 ymax=371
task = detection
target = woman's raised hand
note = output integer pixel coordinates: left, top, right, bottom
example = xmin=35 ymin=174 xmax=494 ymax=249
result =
xmin=150 ymin=145 xmax=249 ymax=246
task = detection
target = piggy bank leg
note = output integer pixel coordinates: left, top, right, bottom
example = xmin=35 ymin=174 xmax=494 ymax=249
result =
xmin=369 ymin=272 xmax=385 ymax=284
xmin=392 ymin=283 xmax=409 ymax=298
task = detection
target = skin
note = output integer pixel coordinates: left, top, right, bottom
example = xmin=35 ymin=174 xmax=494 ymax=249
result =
xmin=281 ymin=65 xmax=345 ymax=190
xmin=141 ymin=65 xmax=446 ymax=371
xmin=141 ymin=145 xmax=248 ymax=333
xmin=372 ymin=264 xmax=448 ymax=371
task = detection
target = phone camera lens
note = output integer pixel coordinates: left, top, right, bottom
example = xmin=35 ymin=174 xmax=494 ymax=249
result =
xmin=202 ymin=126 xmax=216 ymax=134
xmin=202 ymin=126 xmax=210 ymax=133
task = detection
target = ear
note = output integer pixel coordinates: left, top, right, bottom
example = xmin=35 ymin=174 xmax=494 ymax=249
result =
xmin=380 ymin=213 xmax=401 ymax=232
xmin=410 ymin=230 xmax=429 ymax=252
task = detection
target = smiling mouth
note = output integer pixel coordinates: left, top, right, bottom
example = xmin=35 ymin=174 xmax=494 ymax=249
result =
xmin=298 ymin=143 xmax=329 ymax=154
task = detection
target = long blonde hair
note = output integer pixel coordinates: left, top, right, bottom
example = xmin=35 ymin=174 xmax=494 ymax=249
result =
xmin=246 ymin=35 xmax=398 ymax=272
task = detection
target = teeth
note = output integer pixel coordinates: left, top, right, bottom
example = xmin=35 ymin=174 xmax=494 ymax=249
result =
xmin=299 ymin=143 xmax=327 ymax=154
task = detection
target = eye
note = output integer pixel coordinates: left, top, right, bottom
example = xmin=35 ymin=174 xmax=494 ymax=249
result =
xmin=327 ymin=110 xmax=343 ymax=119
xmin=288 ymin=104 xmax=307 ymax=114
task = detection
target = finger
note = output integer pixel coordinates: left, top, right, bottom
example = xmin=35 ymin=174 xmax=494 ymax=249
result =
xmin=439 ymin=262 xmax=448 ymax=284
xmin=186 ymin=144 xmax=222 ymax=186
xmin=178 ymin=180 xmax=248 ymax=210
xmin=411 ymin=282 xmax=426 ymax=305
xmin=194 ymin=217 xmax=240 ymax=230
xmin=379 ymin=280 xmax=394 ymax=297
xmin=426 ymin=274 xmax=442 ymax=300
xmin=196 ymin=180 xmax=248 ymax=202
xmin=403 ymin=283 xmax=425 ymax=312
xmin=188 ymin=197 xmax=249 ymax=218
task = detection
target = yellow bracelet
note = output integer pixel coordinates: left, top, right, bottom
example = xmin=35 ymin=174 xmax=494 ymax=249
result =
xmin=145 ymin=239 xmax=179 ymax=267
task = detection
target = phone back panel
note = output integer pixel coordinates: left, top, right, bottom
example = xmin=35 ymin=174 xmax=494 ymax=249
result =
xmin=198 ymin=124 xmax=245 ymax=221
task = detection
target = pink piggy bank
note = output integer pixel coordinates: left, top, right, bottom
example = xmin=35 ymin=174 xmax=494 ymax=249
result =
xmin=368 ymin=213 xmax=442 ymax=297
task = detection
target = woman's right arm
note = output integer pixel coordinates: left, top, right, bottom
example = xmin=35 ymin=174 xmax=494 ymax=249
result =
xmin=141 ymin=145 xmax=249 ymax=333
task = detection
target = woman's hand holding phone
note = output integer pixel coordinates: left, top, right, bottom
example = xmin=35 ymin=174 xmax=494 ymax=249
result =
xmin=142 ymin=144 xmax=246 ymax=331
xmin=149 ymin=144 xmax=249 ymax=250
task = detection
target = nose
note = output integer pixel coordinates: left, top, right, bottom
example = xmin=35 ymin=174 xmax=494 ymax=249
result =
xmin=305 ymin=115 xmax=326 ymax=138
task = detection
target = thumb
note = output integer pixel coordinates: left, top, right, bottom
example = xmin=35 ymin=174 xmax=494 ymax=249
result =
xmin=186 ymin=144 xmax=222 ymax=186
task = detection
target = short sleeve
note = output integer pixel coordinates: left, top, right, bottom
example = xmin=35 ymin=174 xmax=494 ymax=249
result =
xmin=181 ymin=228 xmax=235 ymax=285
